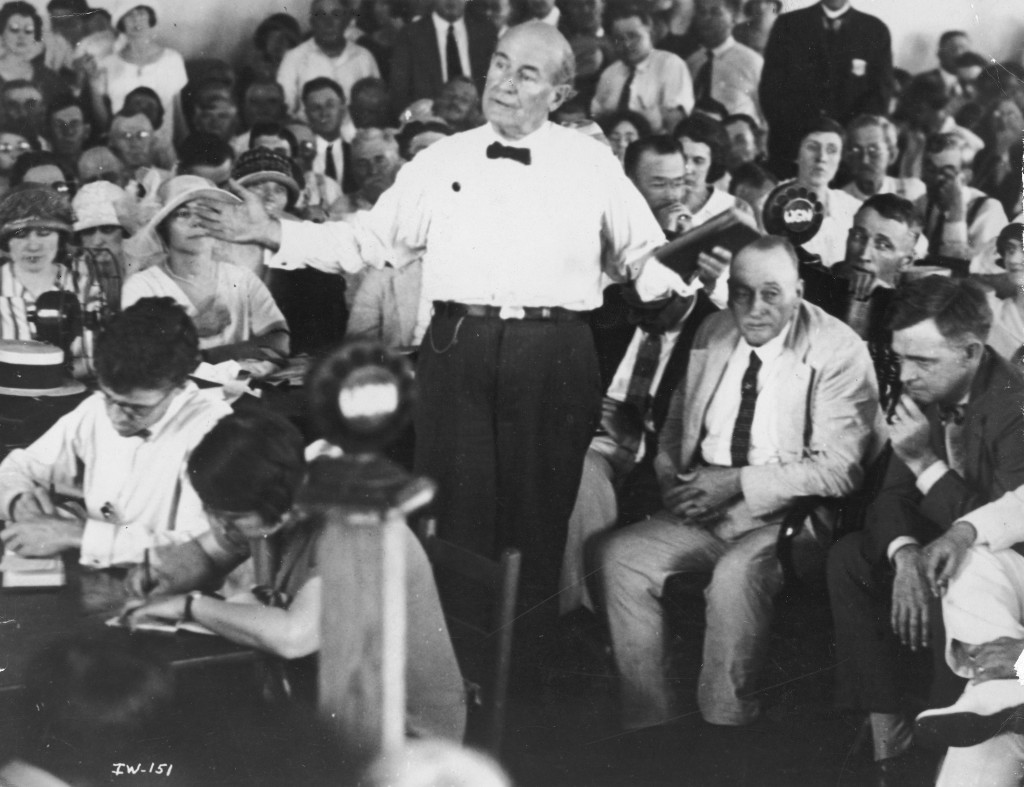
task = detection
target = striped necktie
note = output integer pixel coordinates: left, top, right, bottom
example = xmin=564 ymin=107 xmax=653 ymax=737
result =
xmin=730 ymin=351 xmax=762 ymax=467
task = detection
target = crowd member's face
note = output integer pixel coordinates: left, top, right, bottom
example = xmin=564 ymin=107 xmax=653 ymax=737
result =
xmin=22 ymin=164 xmax=68 ymax=191
xmin=892 ymin=318 xmax=979 ymax=407
xmin=478 ymin=0 xmax=510 ymax=31
xmin=693 ymin=0 xmax=736 ymax=50
xmin=109 ymin=115 xmax=155 ymax=169
xmin=2 ymin=13 xmax=36 ymax=59
xmin=304 ymin=87 xmax=346 ymax=140
xmin=352 ymin=137 xmax=401 ymax=200
xmin=434 ymin=80 xmax=479 ymax=128
xmin=244 ymin=84 xmax=286 ymax=128
xmin=0 ymin=131 xmax=30 ymax=173
xmin=938 ymin=33 xmax=970 ymax=74
xmin=78 ymin=224 xmax=125 ymax=258
xmin=78 ymin=148 xmax=127 ymax=186
xmin=263 ymin=28 xmax=299 ymax=63
xmin=990 ymin=99 xmax=1024 ymax=141
xmin=163 ymin=201 xmax=208 ymax=254
xmin=527 ymin=0 xmax=555 ymax=19
xmin=3 ymin=86 xmax=45 ymax=132
xmin=186 ymin=158 xmax=233 ymax=188
xmin=98 ymin=381 xmax=181 ymax=437
xmin=310 ymin=0 xmax=351 ymax=52
xmin=796 ymin=131 xmax=842 ymax=191
xmin=123 ymin=92 xmax=163 ymax=130
xmin=563 ymin=0 xmax=603 ymax=34
xmin=631 ymin=150 xmax=685 ymax=213
xmin=1001 ymin=235 xmax=1024 ymax=286
xmin=434 ymin=0 xmax=468 ymax=23
xmin=251 ymin=134 xmax=292 ymax=157
xmin=8 ymin=228 xmax=59 ymax=274
xmin=350 ymin=86 xmax=392 ymax=129
xmin=121 ymin=6 xmax=154 ymax=37
xmin=922 ymin=147 xmax=964 ymax=198
xmin=724 ymin=118 xmax=758 ymax=171
xmin=408 ymin=130 xmax=447 ymax=159
xmin=610 ymin=16 xmax=653 ymax=67
xmin=50 ymin=105 xmax=90 ymax=158
xmin=846 ymin=207 xmax=916 ymax=287
xmin=248 ymin=179 xmax=290 ymax=217
xmin=679 ymin=136 xmax=712 ymax=193
xmin=956 ymin=64 xmax=983 ymax=101
xmin=483 ymin=26 xmax=569 ymax=140
xmin=728 ymin=244 xmax=803 ymax=347
xmin=193 ymin=95 xmax=238 ymax=141
xmin=846 ymin=124 xmax=891 ymax=187
xmin=608 ymin=119 xmax=641 ymax=163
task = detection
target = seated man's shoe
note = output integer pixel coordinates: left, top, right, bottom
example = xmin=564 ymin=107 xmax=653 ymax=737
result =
xmin=915 ymin=678 xmax=1024 ymax=749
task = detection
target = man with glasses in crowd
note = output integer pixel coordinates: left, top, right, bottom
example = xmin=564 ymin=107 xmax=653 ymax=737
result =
xmin=0 ymin=298 xmax=230 ymax=568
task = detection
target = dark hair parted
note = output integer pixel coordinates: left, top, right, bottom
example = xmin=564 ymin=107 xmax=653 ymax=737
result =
xmin=188 ymin=411 xmax=306 ymax=524
xmin=887 ymin=275 xmax=992 ymax=343
xmin=857 ymin=193 xmax=919 ymax=232
xmin=673 ymin=113 xmax=731 ymax=184
xmin=623 ymin=133 xmax=680 ymax=179
xmin=94 ymin=297 xmax=200 ymax=391
xmin=301 ymin=76 xmax=345 ymax=103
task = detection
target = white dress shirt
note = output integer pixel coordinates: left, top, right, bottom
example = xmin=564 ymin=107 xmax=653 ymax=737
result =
xmin=591 ymin=50 xmax=695 ymax=133
xmin=269 ymin=122 xmax=695 ymax=310
xmin=686 ymin=36 xmax=764 ymax=123
xmin=536 ymin=6 xmax=560 ymax=26
xmin=276 ymin=38 xmax=381 ymax=118
xmin=313 ymin=135 xmax=346 ymax=183
xmin=0 ymin=384 xmax=231 ymax=567
xmin=700 ymin=322 xmax=792 ymax=467
xmin=431 ymin=13 xmax=471 ymax=82
xmin=842 ymin=175 xmax=926 ymax=203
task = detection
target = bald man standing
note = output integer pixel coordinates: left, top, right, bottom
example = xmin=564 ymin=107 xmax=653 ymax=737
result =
xmin=197 ymin=22 xmax=694 ymax=656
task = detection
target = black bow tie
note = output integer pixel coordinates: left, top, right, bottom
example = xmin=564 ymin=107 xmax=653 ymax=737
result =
xmin=486 ymin=141 xmax=531 ymax=165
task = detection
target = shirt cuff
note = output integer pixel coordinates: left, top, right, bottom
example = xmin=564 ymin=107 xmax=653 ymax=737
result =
xmin=79 ymin=518 xmax=118 ymax=568
xmin=266 ymin=221 xmax=301 ymax=270
xmin=635 ymin=257 xmax=700 ymax=301
xmin=887 ymin=536 xmax=920 ymax=564
xmin=915 ymin=460 xmax=949 ymax=495
xmin=942 ymin=220 xmax=969 ymax=244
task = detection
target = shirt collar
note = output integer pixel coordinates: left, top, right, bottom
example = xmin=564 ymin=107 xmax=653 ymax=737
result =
xmin=125 ymin=381 xmax=198 ymax=442
xmin=485 ymin=119 xmax=553 ymax=148
xmin=738 ymin=319 xmax=790 ymax=365
xmin=539 ymin=5 xmax=560 ymax=26
xmin=432 ymin=12 xmax=466 ymax=31
xmin=821 ymin=2 xmax=851 ymax=19
xmin=709 ymin=36 xmax=736 ymax=57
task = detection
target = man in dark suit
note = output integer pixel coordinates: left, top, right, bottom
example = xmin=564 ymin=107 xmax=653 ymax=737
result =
xmin=759 ymin=0 xmax=892 ymax=177
xmin=389 ymin=0 xmax=497 ymax=115
xmin=559 ymin=135 xmax=719 ymax=614
xmin=827 ymin=276 xmax=1024 ymax=776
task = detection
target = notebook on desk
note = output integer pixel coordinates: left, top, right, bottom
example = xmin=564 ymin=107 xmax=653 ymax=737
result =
xmin=0 ymin=553 xmax=66 ymax=588
xmin=104 ymin=615 xmax=216 ymax=636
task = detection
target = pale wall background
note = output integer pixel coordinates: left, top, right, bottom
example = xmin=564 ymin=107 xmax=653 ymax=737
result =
xmin=24 ymin=0 xmax=1024 ymax=76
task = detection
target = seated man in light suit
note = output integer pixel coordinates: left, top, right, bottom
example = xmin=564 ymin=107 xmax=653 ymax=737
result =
xmin=910 ymin=484 xmax=1024 ymax=787
xmin=598 ymin=235 xmax=883 ymax=729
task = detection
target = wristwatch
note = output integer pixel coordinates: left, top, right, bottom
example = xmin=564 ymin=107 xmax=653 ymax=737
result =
xmin=183 ymin=590 xmax=204 ymax=623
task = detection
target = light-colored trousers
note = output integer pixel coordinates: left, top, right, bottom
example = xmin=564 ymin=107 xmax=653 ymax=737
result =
xmin=597 ymin=501 xmax=819 ymax=728
xmin=936 ymin=546 xmax=1024 ymax=787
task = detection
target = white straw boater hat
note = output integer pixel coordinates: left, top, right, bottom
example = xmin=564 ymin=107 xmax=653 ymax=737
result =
xmin=0 ymin=340 xmax=85 ymax=397
xmin=142 ymin=174 xmax=241 ymax=236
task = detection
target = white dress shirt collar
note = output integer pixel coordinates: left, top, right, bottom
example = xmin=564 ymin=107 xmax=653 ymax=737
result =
xmin=139 ymin=381 xmax=201 ymax=442
xmin=537 ymin=5 xmax=560 ymax=26
xmin=485 ymin=119 xmax=554 ymax=148
xmin=821 ymin=1 xmax=851 ymax=19
xmin=737 ymin=318 xmax=790 ymax=366
xmin=432 ymin=12 xmax=470 ymax=81
xmin=709 ymin=36 xmax=736 ymax=57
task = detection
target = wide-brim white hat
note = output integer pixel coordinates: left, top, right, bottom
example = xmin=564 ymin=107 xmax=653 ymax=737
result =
xmin=142 ymin=174 xmax=241 ymax=237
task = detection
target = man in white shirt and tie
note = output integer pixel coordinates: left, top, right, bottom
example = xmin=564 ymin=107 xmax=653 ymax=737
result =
xmin=301 ymin=77 xmax=352 ymax=194
xmin=598 ymin=236 xmax=881 ymax=729
xmin=197 ymin=22 xmax=694 ymax=664
xmin=687 ymin=0 xmax=763 ymax=124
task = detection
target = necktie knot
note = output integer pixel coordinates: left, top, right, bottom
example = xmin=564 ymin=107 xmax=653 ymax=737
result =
xmin=486 ymin=141 xmax=531 ymax=165
xmin=939 ymin=404 xmax=966 ymax=426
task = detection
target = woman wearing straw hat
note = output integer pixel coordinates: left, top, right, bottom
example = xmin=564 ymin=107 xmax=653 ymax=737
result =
xmin=0 ymin=185 xmax=99 ymax=378
xmin=121 ymin=175 xmax=290 ymax=377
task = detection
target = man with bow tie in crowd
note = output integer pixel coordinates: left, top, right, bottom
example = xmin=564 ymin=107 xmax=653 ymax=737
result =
xmin=827 ymin=275 xmax=1024 ymax=778
xmin=194 ymin=21 xmax=697 ymax=670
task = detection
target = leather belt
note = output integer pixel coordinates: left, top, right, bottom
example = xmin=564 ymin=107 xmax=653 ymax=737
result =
xmin=432 ymin=301 xmax=589 ymax=322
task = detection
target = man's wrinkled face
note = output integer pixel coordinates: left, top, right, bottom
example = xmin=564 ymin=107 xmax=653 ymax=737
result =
xmin=728 ymin=244 xmax=803 ymax=347
xmin=352 ymin=137 xmax=401 ymax=200
xmin=845 ymin=207 xmax=916 ymax=286
xmin=892 ymin=318 xmax=977 ymax=407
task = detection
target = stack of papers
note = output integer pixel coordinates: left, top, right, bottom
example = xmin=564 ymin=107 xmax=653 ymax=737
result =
xmin=0 ymin=554 xmax=65 ymax=588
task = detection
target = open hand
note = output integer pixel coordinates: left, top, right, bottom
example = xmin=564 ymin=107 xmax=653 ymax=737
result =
xmin=0 ymin=516 xmax=84 ymax=557
xmin=966 ymin=637 xmax=1024 ymax=683
xmin=663 ymin=467 xmax=741 ymax=520
xmin=697 ymin=246 xmax=731 ymax=290
xmin=10 ymin=487 xmax=57 ymax=520
xmin=923 ymin=521 xmax=977 ymax=595
xmin=122 ymin=594 xmax=187 ymax=627
xmin=889 ymin=395 xmax=937 ymax=474
xmin=193 ymin=180 xmax=279 ymax=247
xmin=891 ymin=545 xmax=933 ymax=650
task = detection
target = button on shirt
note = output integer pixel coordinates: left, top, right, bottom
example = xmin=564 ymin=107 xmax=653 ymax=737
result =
xmin=0 ymin=383 xmax=231 ymax=567
xmin=432 ymin=13 xmax=471 ymax=82
xmin=700 ymin=324 xmax=791 ymax=467
xmin=685 ymin=36 xmax=764 ymax=123
xmin=591 ymin=50 xmax=695 ymax=133
xmin=276 ymin=38 xmax=381 ymax=118
xmin=270 ymin=122 xmax=693 ymax=310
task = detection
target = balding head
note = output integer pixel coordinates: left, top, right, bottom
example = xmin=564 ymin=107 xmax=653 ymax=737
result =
xmin=729 ymin=237 xmax=803 ymax=347
xmin=483 ymin=22 xmax=575 ymax=140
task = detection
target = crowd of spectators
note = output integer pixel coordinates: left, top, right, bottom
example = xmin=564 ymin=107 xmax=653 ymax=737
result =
xmin=0 ymin=0 xmax=1022 ymax=784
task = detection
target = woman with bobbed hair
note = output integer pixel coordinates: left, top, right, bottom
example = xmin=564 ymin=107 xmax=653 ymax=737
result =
xmin=0 ymin=185 xmax=99 ymax=376
xmin=0 ymin=1 xmax=68 ymax=108
xmin=125 ymin=409 xmax=468 ymax=742
xmin=599 ymin=109 xmax=653 ymax=166
xmin=972 ymin=91 xmax=1024 ymax=219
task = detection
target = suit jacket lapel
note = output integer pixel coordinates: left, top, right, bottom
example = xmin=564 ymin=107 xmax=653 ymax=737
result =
xmin=681 ymin=327 xmax=736 ymax=468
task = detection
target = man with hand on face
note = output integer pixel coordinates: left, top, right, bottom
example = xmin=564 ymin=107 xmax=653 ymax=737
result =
xmin=276 ymin=0 xmax=380 ymax=120
xmin=592 ymin=2 xmax=694 ymax=134
xmin=827 ymin=275 xmax=1024 ymax=774
xmin=192 ymin=22 xmax=697 ymax=667
xmin=599 ymin=235 xmax=881 ymax=730
xmin=0 ymin=298 xmax=230 ymax=568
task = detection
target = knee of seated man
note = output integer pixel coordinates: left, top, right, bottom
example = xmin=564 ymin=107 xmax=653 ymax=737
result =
xmin=708 ymin=541 xmax=782 ymax=599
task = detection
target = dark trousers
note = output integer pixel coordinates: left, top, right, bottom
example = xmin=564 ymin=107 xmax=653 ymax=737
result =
xmin=827 ymin=530 xmax=961 ymax=714
xmin=414 ymin=312 xmax=602 ymax=617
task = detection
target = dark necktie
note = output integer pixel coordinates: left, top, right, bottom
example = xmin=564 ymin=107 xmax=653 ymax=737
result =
xmin=600 ymin=329 xmax=663 ymax=471
xmin=694 ymin=49 xmax=714 ymax=102
xmin=324 ymin=141 xmax=338 ymax=181
xmin=486 ymin=141 xmax=531 ymax=165
xmin=624 ymin=330 xmax=663 ymax=421
xmin=729 ymin=351 xmax=762 ymax=467
xmin=617 ymin=66 xmax=635 ymax=112
xmin=823 ymin=12 xmax=845 ymax=34
xmin=446 ymin=24 xmax=463 ymax=80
